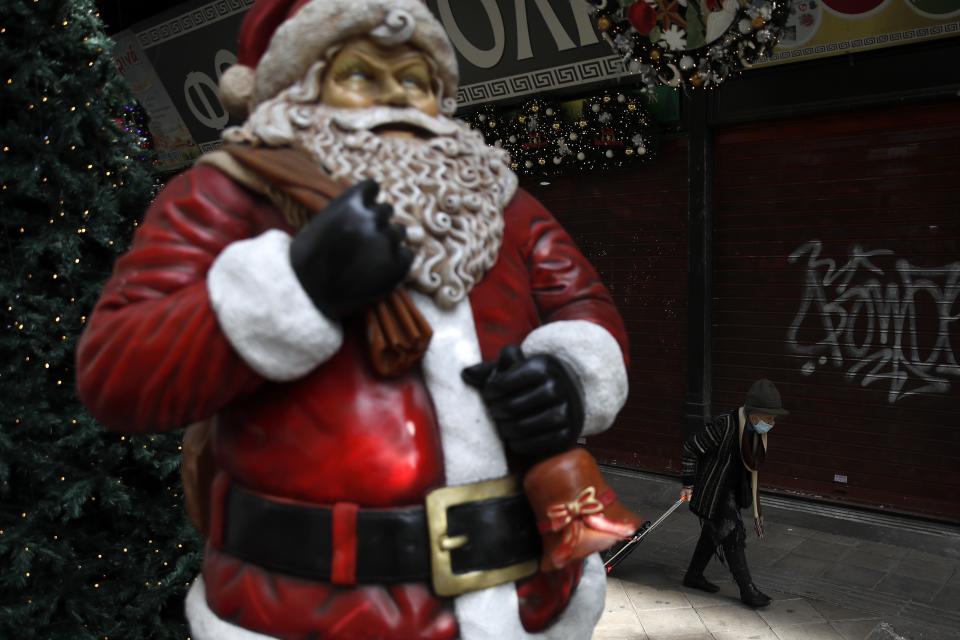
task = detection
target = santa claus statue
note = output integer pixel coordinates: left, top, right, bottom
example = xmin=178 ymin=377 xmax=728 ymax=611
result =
xmin=76 ymin=1 xmax=641 ymax=638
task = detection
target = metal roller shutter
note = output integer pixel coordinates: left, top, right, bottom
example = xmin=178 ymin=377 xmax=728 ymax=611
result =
xmin=525 ymin=138 xmax=690 ymax=472
xmin=712 ymin=102 xmax=960 ymax=522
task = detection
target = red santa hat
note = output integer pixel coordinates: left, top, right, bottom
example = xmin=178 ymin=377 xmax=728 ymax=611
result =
xmin=219 ymin=0 xmax=459 ymax=118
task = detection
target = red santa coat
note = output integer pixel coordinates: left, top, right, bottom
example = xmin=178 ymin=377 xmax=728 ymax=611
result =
xmin=77 ymin=164 xmax=629 ymax=640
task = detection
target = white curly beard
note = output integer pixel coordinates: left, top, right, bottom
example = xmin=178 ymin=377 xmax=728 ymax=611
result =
xmin=224 ymin=91 xmax=517 ymax=310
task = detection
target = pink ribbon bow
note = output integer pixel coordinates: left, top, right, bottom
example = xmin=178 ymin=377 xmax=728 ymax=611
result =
xmin=544 ymin=486 xmax=612 ymax=532
xmin=539 ymin=486 xmax=630 ymax=568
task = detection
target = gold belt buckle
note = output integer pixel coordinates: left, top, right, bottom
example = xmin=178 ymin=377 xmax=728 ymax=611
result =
xmin=424 ymin=475 xmax=539 ymax=597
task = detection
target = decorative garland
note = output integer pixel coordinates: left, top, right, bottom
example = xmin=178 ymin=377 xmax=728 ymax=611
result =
xmin=463 ymin=92 xmax=657 ymax=178
xmin=581 ymin=92 xmax=654 ymax=166
xmin=505 ymin=98 xmax=575 ymax=174
xmin=113 ymin=101 xmax=154 ymax=161
xmin=584 ymin=0 xmax=789 ymax=91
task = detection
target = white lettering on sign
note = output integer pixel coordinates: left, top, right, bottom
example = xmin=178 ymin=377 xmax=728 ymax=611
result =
xmin=436 ymin=0 xmax=600 ymax=68
xmin=184 ymin=71 xmax=228 ymax=130
xmin=514 ymin=0 xmax=576 ymax=60
xmin=184 ymin=49 xmax=238 ymax=131
xmin=834 ymin=474 xmax=848 ymax=484
xmin=570 ymin=0 xmax=601 ymax=48
xmin=436 ymin=0 xmax=505 ymax=69
xmin=214 ymin=49 xmax=238 ymax=81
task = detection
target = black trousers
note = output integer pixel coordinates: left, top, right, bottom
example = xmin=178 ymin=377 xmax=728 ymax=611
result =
xmin=688 ymin=490 xmax=765 ymax=600
xmin=694 ymin=490 xmax=746 ymax=569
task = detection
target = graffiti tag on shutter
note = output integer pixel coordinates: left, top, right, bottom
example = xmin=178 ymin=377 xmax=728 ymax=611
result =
xmin=785 ymin=240 xmax=960 ymax=403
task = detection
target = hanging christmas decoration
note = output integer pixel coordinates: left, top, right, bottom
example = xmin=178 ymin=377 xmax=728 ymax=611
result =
xmin=580 ymin=92 xmax=657 ymax=170
xmin=504 ymin=98 xmax=580 ymax=175
xmin=463 ymin=103 xmax=508 ymax=150
xmin=584 ymin=0 xmax=789 ymax=91
xmin=460 ymin=91 xmax=657 ymax=178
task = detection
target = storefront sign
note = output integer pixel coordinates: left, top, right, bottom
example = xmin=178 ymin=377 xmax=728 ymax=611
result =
xmin=423 ymin=0 xmax=628 ymax=107
xmin=121 ymin=0 xmax=631 ymax=163
xmin=129 ymin=0 xmax=254 ymax=155
xmin=112 ymin=30 xmax=202 ymax=171
xmin=765 ymin=0 xmax=959 ymax=64
xmin=116 ymin=0 xmax=957 ymax=169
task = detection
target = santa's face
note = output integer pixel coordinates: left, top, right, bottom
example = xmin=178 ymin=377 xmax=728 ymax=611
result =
xmin=322 ymin=38 xmax=441 ymax=132
xmin=224 ymin=40 xmax=517 ymax=309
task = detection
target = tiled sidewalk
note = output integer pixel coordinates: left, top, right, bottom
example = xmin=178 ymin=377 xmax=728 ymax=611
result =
xmin=593 ymin=562 xmax=890 ymax=640
xmin=591 ymin=467 xmax=960 ymax=640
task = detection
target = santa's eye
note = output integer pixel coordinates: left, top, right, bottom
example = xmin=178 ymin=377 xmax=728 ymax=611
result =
xmin=401 ymin=76 xmax=425 ymax=90
xmin=340 ymin=65 xmax=373 ymax=82
xmin=396 ymin=64 xmax=430 ymax=92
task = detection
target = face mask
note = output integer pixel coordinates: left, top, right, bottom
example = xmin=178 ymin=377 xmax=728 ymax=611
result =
xmin=752 ymin=420 xmax=773 ymax=435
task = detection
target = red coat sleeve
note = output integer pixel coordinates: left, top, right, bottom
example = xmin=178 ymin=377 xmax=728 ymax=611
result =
xmin=76 ymin=165 xmax=272 ymax=432
xmin=513 ymin=189 xmax=629 ymax=367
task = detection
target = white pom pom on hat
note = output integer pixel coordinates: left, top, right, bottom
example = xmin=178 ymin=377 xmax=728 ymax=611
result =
xmin=218 ymin=64 xmax=257 ymax=119
xmin=218 ymin=0 xmax=459 ymax=118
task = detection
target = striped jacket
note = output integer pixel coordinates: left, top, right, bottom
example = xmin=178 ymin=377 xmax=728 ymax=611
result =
xmin=680 ymin=409 xmax=750 ymax=521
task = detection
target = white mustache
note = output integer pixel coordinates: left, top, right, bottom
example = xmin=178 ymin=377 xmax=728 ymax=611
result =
xmin=329 ymin=106 xmax=460 ymax=137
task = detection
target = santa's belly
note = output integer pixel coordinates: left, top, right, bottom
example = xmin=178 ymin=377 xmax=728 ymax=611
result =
xmin=215 ymin=329 xmax=445 ymax=506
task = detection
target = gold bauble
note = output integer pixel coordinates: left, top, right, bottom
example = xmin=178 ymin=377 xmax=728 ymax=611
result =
xmin=538 ymin=158 xmax=546 ymax=165
xmin=597 ymin=16 xmax=612 ymax=31
xmin=531 ymin=104 xmax=540 ymax=113
xmin=627 ymin=103 xmax=637 ymax=111
xmin=752 ymin=16 xmax=766 ymax=28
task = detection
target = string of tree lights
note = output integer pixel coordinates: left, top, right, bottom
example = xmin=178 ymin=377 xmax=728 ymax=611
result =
xmin=115 ymin=101 xmax=154 ymax=161
xmin=584 ymin=0 xmax=788 ymax=91
xmin=462 ymin=92 xmax=659 ymax=178
xmin=0 ymin=1 xmax=201 ymax=638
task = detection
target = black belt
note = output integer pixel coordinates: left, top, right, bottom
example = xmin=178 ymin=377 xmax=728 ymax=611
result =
xmin=220 ymin=480 xmax=542 ymax=591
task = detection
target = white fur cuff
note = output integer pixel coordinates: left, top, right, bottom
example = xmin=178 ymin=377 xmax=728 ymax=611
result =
xmin=186 ymin=577 xmax=278 ymax=640
xmin=522 ymin=321 xmax=628 ymax=437
xmin=207 ymin=229 xmax=343 ymax=381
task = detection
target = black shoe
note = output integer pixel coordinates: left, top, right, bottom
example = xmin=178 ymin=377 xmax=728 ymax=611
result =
xmin=683 ymin=529 xmax=719 ymax=592
xmin=724 ymin=540 xmax=772 ymax=608
xmin=682 ymin=573 xmax=720 ymax=593
xmin=737 ymin=582 xmax=771 ymax=608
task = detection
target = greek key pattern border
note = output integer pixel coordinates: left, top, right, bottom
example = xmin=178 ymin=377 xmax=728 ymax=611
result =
xmin=457 ymin=56 xmax=627 ymax=108
xmin=765 ymin=22 xmax=960 ymax=62
xmin=135 ymin=0 xmax=254 ymax=50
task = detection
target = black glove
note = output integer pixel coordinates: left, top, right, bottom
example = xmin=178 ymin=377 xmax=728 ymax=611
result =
xmin=289 ymin=179 xmax=413 ymax=320
xmin=462 ymin=345 xmax=585 ymax=460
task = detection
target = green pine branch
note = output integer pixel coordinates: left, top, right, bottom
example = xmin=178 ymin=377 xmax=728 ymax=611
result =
xmin=0 ymin=2 xmax=202 ymax=638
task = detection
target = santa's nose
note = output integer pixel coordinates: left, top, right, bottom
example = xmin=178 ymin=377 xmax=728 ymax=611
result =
xmin=380 ymin=79 xmax=410 ymax=108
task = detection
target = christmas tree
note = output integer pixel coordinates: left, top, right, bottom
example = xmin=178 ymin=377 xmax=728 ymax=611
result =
xmin=0 ymin=2 xmax=201 ymax=638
